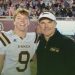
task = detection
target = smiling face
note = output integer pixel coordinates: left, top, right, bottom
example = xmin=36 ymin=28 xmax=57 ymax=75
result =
xmin=39 ymin=18 xmax=56 ymax=38
xmin=14 ymin=13 xmax=29 ymax=32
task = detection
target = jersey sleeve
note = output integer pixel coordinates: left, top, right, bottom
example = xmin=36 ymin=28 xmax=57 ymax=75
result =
xmin=0 ymin=41 xmax=6 ymax=54
xmin=0 ymin=32 xmax=11 ymax=54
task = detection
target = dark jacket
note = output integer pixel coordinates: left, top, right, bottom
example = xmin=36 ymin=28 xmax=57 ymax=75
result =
xmin=36 ymin=30 xmax=75 ymax=75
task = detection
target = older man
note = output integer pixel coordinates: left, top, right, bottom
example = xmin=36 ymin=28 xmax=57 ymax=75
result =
xmin=36 ymin=12 xmax=75 ymax=75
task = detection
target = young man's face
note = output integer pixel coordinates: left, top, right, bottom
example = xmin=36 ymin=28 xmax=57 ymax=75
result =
xmin=14 ymin=13 xmax=29 ymax=32
xmin=39 ymin=18 xmax=56 ymax=37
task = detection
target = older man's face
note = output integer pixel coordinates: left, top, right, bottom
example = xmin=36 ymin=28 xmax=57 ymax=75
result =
xmin=39 ymin=18 xmax=56 ymax=37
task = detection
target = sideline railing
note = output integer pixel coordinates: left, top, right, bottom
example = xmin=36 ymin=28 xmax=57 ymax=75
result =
xmin=0 ymin=16 xmax=75 ymax=21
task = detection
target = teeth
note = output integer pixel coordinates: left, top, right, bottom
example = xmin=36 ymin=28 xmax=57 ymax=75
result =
xmin=44 ymin=29 xmax=50 ymax=31
xmin=21 ymin=24 xmax=24 ymax=25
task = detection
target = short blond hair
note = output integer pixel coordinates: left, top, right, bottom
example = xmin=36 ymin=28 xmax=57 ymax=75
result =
xmin=13 ymin=8 xmax=29 ymax=20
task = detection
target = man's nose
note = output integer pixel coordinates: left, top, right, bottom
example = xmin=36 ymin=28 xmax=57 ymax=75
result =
xmin=20 ymin=19 xmax=25 ymax=22
xmin=45 ymin=23 xmax=48 ymax=27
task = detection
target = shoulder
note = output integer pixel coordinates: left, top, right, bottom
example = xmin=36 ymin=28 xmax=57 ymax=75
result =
xmin=0 ymin=30 xmax=13 ymax=38
xmin=26 ymin=32 xmax=37 ymax=42
xmin=60 ymin=34 xmax=75 ymax=46
xmin=55 ymin=30 xmax=75 ymax=46
xmin=1 ymin=30 xmax=13 ymax=36
xmin=61 ymin=35 xmax=74 ymax=42
xmin=27 ymin=32 xmax=36 ymax=39
xmin=56 ymin=30 xmax=74 ymax=43
xmin=27 ymin=32 xmax=36 ymax=36
xmin=0 ymin=30 xmax=11 ymax=47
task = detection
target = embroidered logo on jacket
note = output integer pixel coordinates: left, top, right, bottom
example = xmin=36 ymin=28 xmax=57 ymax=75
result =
xmin=49 ymin=47 xmax=60 ymax=53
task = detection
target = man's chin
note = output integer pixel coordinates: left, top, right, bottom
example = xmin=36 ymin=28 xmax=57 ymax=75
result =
xmin=44 ymin=33 xmax=52 ymax=37
xmin=20 ymin=29 xmax=26 ymax=32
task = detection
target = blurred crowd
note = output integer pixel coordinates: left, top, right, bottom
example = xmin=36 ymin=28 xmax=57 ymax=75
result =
xmin=0 ymin=0 xmax=75 ymax=18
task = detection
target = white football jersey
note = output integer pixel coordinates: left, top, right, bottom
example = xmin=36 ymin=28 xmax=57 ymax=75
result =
xmin=0 ymin=30 xmax=38 ymax=75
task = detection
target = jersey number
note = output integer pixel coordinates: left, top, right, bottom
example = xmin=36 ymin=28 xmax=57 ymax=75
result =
xmin=16 ymin=51 xmax=30 ymax=72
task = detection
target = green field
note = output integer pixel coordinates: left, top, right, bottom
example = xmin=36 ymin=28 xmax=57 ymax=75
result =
xmin=30 ymin=59 xmax=37 ymax=75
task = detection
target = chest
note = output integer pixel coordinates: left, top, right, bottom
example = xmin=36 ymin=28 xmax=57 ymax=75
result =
xmin=37 ymin=39 xmax=68 ymax=61
xmin=5 ymin=40 xmax=36 ymax=61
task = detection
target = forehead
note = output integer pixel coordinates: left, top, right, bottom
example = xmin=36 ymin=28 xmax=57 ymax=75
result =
xmin=39 ymin=17 xmax=53 ymax=22
xmin=39 ymin=18 xmax=53 ymax=23
xmin=16 ymin=13 xmax=28 ymax=18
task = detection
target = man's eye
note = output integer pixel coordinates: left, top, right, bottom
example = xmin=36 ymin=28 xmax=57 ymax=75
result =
xmin=49 ymin=21 xmax=53 ymax=23
xmin=40 ymin=22 xmax=45 ymax=24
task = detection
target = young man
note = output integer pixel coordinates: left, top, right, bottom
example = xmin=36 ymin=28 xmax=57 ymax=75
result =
xmin=36 ymin=12 xmax=75 ymax=75
xmin=0 ymin=8 xmax=38 ymax=75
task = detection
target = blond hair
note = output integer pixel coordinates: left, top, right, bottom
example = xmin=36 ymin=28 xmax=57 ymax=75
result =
xmin=13 ymin=8 xmax=29 ymax=20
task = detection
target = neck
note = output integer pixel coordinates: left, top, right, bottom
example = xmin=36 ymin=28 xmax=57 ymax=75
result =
xmin=13 ymin=29 xmax=26 ymax=38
